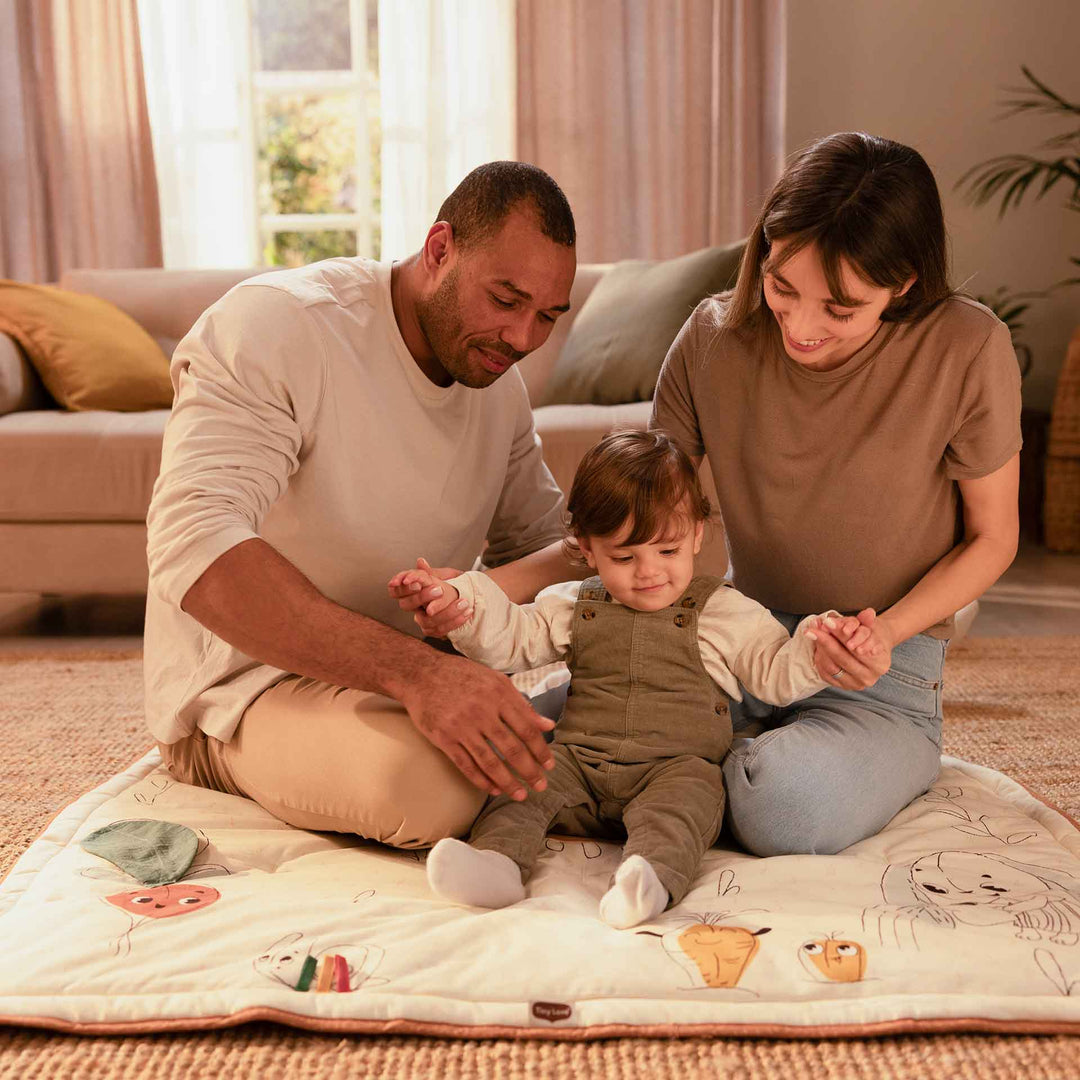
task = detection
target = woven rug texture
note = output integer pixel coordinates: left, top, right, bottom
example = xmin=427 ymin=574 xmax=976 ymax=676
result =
xmin=0 ymin=636 xmax=1078 ymax=1078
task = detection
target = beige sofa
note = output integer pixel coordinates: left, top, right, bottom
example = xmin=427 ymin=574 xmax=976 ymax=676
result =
xmin=0 ymin=266 xmax=726 ymax=596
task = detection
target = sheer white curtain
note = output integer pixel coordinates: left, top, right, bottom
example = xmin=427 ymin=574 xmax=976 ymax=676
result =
xmin=378 ymin=0 xmax=516 ymax=260
xmin=137 ymin=0 xmax=258 ymax=268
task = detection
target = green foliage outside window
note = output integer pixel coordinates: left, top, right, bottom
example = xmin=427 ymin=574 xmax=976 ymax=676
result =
xmin=258 ymin=92 xmax=359 ymax=266
xmin=253 ymin=0 xmax=380 ymax=267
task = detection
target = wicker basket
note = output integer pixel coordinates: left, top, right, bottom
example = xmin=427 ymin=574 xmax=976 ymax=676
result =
xmin=1045 ymin=325 xmax=1080 ymax=552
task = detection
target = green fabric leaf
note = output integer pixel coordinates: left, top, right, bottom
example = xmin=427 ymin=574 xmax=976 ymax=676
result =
xmin=80 ymin=819 xmax=199 ymax=886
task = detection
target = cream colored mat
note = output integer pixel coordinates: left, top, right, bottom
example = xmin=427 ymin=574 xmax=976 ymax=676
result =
xmin=2 ymin=741 xmax=1079 ymax=1038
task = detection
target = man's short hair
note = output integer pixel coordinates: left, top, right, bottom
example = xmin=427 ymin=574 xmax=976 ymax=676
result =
xmin=436 ymin=161 xmax=575 ymax=250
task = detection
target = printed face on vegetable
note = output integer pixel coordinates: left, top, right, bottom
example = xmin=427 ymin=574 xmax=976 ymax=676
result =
xmin=677 ymin=924 xmax=762 ymax=989
xmin=106 ymin=884 xmax=221 ymax=919
xmin=800 ymin=938 xmax=867 ymax=982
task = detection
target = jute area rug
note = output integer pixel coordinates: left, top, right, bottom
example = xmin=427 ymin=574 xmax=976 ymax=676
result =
xmin=1 ymin=636 xmax=1078 ymax=1079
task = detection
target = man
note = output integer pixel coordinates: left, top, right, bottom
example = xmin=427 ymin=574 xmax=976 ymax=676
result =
xmin=145 ymin=162 xmax=578 ymax=848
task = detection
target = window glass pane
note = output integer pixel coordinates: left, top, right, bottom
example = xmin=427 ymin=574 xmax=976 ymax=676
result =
xmin=265 ymin=230 xmax=358 ymax=268
xmin=253 ymin=0 xmax=351 ymax=71
xmin=257 ymin=92 xmax=357 ymax=216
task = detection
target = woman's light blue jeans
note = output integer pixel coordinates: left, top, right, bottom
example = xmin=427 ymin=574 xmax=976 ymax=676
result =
xmin=528 ymin=616 xmax=948 ymax=858
xmin=723 ymin=613 xmax=948 ymax=856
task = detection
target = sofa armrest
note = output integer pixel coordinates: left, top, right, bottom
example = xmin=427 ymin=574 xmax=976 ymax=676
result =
xmin=532 ymin=400 xmax=728 ymax=578
xmin=0 ymin=332 xmax=52 ymax=416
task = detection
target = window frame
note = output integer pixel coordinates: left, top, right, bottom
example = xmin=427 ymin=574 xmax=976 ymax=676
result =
xmin=246 ymin=0 xmax=375 ymax=265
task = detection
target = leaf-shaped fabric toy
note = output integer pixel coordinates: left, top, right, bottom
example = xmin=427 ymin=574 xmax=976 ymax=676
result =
xmin=80 ymin=819 xmax=199 ymax=886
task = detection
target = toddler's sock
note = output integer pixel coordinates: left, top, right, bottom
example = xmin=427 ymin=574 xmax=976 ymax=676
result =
xmin=598 ymin=854 xmax=669 ymax=929
xmin=427 ymin=837 xmax=526 ymax=908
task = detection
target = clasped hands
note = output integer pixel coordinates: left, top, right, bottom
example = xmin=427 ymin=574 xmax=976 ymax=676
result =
xmin=387 ymin=557 xmax=473 ymax=636
xmin=804 ymin=608 xmax=896 ymax=690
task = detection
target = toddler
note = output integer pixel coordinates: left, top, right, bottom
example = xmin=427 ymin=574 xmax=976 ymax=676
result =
xmin=392 ymin=430 xmax=869 ymax=928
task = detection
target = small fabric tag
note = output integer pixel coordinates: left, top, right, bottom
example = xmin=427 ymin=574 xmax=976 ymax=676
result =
xmin=530 ymin=1000 xmax=575 ymax=1026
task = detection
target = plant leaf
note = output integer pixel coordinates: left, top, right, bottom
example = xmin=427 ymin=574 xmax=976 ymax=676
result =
xmin=81 ymin=819 xmax=199 ymax=886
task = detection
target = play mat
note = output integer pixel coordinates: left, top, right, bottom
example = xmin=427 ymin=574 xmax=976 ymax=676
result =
xmin=2 ymin=745 xmax=1080 ymax=1038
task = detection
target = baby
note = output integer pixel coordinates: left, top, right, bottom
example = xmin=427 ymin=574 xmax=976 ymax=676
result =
xmin=392 ymin=430 xmax=870 ymax=928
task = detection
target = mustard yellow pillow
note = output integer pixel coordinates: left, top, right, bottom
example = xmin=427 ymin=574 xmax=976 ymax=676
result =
xmin=0 ymin=281 xmax=172 ymax=411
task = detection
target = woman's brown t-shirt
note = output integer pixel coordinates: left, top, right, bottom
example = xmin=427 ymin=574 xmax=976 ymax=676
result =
xmin=651 ymin=295 xmax=1022 ymax=624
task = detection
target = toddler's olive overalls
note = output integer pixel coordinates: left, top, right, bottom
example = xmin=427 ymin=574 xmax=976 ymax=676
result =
xmin=469 ymin=574 xmax=732 ymax=904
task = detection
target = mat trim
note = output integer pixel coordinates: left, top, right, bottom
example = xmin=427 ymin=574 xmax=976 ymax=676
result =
xmin=4 ymin=1008 xmax=1080 ymax=1040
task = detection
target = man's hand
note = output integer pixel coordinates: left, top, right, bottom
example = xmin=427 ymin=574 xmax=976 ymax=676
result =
xmin=388 ymin=557 xmax=472 ymax=637
xmin=398 ymin=651 xmax=557 ymax=800
xmin=804 ymin=609 xmax=896 ymax=690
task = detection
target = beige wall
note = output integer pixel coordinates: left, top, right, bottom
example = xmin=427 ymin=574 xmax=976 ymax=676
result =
xmin=786 ymin=0 xmax=1079 ymax=411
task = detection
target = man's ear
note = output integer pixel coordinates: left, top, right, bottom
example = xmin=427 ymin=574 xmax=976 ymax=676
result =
xmin=577 ymin=535 xmax=597 ymax=569
xmin=422 ymin=221 xmax=454 ymax=275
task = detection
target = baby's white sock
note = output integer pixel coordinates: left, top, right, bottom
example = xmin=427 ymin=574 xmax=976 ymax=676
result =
xmin=599 ymin=854 xmax=669 ymax=929
xmin=427 ymin=837 xmax=526 ymax=908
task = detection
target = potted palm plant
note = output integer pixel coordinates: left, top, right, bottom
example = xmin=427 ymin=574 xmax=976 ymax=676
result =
xmin=958 ymin=67 xmax=1080 ymax=551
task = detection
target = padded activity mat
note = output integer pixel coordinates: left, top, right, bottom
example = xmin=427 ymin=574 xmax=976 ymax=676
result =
xmin=3 ymin=749 xmax=1080 ymax=1038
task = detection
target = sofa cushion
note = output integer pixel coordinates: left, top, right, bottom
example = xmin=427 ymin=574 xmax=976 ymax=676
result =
xmin=537 ymin=241 xmax=745 ymax=407
xmin=0 ymin=409 xmax=168 ymax=522
xmin=0 ymin=332 xmax=52 ymax=416
xmin=0 ymin=281 xmax=172 ymax=411
xmin=0 ymin=522 xmax=150 ymax=594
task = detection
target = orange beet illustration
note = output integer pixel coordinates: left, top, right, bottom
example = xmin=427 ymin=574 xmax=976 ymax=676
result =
xmin=800 ymin=938 xmax=867 ymax=982
xmin=106 ymin=883 xmax=221 ymax=918
xmin=677 ymin=923 xmax=766 ymax=988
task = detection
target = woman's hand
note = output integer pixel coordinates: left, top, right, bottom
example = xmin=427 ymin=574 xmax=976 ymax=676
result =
xmin=387 ymin=557 xmax=472 ymax=637
xmin=805 ymin=609 xmax=896 ymax=690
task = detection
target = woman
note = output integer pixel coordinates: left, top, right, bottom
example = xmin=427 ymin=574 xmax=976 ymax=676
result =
xmin=651 ymin=131 xmax=1021 ymax=856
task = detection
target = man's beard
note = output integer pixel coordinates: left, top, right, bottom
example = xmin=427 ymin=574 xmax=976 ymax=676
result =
xmin=416 ymin=266 xmax=521 ymax=388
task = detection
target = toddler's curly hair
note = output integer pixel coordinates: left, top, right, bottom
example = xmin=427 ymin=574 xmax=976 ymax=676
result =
xmin=563 ymin=430 xmax=711 ymax=562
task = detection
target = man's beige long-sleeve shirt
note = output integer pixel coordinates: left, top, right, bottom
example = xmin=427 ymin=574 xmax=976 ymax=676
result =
xmin=144 ymin=258 xmax=565 ymax=745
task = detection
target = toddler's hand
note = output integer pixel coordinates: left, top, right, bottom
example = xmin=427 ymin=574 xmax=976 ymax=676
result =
xmin=806 ymin=614 xmax=882 ymax=657
xmin=387 ymin=557 xmax=471 ymax=637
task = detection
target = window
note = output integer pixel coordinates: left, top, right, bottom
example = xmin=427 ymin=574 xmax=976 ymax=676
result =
xmin=139 ymin=0 xmax=514 ymax=270
xmin=251 ymin=0 xmax=380 ymax=266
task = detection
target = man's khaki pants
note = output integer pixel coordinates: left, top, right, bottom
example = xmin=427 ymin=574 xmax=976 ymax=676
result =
xmin=157 ymin=675 xmax=486 ymax=848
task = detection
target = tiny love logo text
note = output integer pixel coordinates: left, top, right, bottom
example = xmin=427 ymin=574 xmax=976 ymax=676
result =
xmin=531 ymin=1001 xmax=573 ymax=1023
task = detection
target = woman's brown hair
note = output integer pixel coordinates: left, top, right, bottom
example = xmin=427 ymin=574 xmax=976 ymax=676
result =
xmin=723 ymin=132 xmax=952 ymax=336
xmin=563 ymin=430 xmax=710 ymax=561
